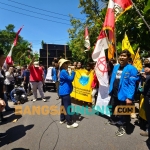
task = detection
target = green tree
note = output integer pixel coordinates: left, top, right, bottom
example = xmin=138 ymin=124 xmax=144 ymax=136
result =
xmin=68 ymin=0 xmax=150 ymax=61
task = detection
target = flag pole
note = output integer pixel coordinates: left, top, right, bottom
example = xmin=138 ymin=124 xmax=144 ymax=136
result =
xmin=131 ymin=0 xmax=150 ymax=32
xmin=114 ymin=28 xmax=118 ymax=62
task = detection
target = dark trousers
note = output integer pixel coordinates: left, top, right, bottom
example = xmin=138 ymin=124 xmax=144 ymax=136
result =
xmin=60 ymin=94 xmax=72 ymax=125
xmin=55 ymin=81 xmax=60 ymax=97
xmin=24 ymin=82 xmax=29 ymax=93
xmin=109 ymin=96 xmax=131 ymax=127
xmin=5 ymin=84 xmax=14 ymax=98
xmin=144 ymin=96 xmax=150 ymax=137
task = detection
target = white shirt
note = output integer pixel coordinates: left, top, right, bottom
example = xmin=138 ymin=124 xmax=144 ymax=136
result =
xmin=4 ymin=71 xmax=14 ymax=85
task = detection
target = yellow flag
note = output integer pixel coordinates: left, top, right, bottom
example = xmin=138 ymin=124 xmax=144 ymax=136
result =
xmin=133 ymin=49 xmax=143 ymax=71
xmin=122 ymin=33 xmax=135 ymax=58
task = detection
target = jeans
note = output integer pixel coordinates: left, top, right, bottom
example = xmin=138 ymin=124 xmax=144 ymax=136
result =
xmin=60 ymin=94 xmax=72 ymax=125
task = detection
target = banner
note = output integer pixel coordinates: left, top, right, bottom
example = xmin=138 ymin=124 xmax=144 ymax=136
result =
xmin=71 ymin=69 xmax=94 ymax=103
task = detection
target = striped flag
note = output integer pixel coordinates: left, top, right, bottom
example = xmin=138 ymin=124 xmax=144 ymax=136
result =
xmin=3 ymin=26 xmax=23 ymax=70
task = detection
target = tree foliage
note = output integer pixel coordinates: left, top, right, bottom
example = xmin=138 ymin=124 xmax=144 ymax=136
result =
xmin=68 ymin=0 xmax=150 ymax=62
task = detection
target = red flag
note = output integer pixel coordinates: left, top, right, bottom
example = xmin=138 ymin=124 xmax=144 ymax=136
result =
xmin=92 ymin=30 xmax=108 ymax=61
xmin=13 ymin=26 xmax=23 ymax=46
xmin=84 ymin=27 xmax=90 ymax=51
xmin=103 ymin=0 xmax=132 ymax=31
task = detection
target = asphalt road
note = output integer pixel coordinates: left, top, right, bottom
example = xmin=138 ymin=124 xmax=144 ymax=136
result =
xmin=0 ymin=91 xmax=149 ymax=150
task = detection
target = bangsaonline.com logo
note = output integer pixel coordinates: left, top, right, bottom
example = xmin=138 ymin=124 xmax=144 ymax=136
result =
xmin=15 ymin=105 xmax=135 ymax=116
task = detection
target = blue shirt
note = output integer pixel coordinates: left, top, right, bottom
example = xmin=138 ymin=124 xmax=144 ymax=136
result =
xmin=59 ymin=69 xmax=75 ymax=96
xmin=22 ymin=70 xmax=30 ymax=82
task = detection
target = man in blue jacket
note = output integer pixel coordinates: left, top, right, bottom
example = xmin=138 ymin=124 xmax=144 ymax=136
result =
xmin=109 ymin=50 xmax=139 ymax=136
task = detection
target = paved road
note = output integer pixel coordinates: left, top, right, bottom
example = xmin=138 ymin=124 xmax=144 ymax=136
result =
xmin=0 ymin=91 xmax=149 ymax=150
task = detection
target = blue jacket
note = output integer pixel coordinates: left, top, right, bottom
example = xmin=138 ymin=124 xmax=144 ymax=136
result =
xmin=59 ymin=69 xmax=75 ymax=96
xmin=109 ymin=64 xmax=139 ymax=101
xmin=51 ymin=67 xmax=57 ymax=82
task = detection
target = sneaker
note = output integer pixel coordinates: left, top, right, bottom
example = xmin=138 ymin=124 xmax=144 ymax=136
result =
xmin=0 ymin=133 xmax=7 ymax=138
xmin=67 ymin=123 xmax=79 ymax=129
xmin=115 ymin=126 xmax=126 ymax=136
xmin=59 ymin=120 xmax=66 ymax=124
xmin=42 ymin=98 xmax=47 ymax=102
xmin=140 ymin=131 xmax=148 ymax=136
xmin=33 ymin=99 xmax=37 ymax=102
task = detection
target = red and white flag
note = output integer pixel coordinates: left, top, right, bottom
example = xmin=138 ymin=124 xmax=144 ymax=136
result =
xmin=3 ymin=26 xmax=23 ymax=69
xmin=95 ymin=47 xmax=109 ymax=87
xmin=84 ymin=27 xmax=90 ymax=51
xmin=92 ymin=30 xmax=108 ymax=61
xmin=103 ymin=0 xmax=132 ymax=31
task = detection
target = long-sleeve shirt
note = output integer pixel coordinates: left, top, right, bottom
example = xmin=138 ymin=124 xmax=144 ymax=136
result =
xmin=59 ymin=69 xmax=75 ymax=96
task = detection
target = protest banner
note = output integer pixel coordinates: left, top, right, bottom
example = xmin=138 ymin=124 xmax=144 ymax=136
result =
xmin=71 ymin=69 xmax=94 ymax=103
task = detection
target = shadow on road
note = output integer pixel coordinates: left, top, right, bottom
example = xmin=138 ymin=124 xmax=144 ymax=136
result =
xmin=0 ymin=114 xmax=22 ymax=125
xmin=0 ymin=124 xmax=34 ymax=147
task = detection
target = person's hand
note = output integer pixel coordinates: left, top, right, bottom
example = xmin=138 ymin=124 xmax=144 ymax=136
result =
xmin=145 ymin=67 xmax=150 ymax=73
xmin=0 ymin=99 xmax=6 ymax=112
xmin=126 ymin=99 xmax=132 ymax=105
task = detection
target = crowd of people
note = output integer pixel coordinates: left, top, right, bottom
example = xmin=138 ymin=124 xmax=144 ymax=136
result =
xmin=1 ymin=48 xmax=150 ymax=146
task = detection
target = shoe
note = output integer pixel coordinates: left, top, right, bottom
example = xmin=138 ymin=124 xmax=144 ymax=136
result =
xmin=33 ymin=99 xmax=37 ymax=102
xmin=130 ymin=113 xmax=136 ymax=119
xmin=42 ymin=98 xmax=46 ymax=102
xmin=0 ymin=133 xmax=7 ymax=138
xmin=5 ymin=108 xmax=15 ymax=111
xmin=67 ymin=123 xmax=79 ymax=129
xmin=59 ymin=120 xmax=66 ymax=124
xmin=115 ymin=126 xmax=126 ymax=136
xmin=140 ymin=131 xmax=148 ymax=136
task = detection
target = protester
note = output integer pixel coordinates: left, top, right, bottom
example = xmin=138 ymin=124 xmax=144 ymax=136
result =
xmin=58 ymin=58 xmax=78 ymax=128
xmin=91 ymin=71 xmax=99 ymax=106
xmin=4 ymin=67 xmax=15 ymax=100
xmin=52 ymin=60 xmax=60 ymax=100
xmin=0 ymin=50 xmax=14 ymax=123
xmin=77 ymin=62 xmax=82 ymax=69
xmin=109 ymin=50 xmax=139 ymax=136
xmin=140 ymin=64 xmax=150 ymax=144
xmin=28 ymin=57 xmax=46 ymax=102
xmin=22 ymin=65 xmax=30 ymax=94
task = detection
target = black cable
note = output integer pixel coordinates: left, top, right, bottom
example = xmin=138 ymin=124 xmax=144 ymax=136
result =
xmin=0 ymin=7 xmax=71 ymax=26
xmin=7 ymin=0 xmax=85 ymax=21
xmin=0 ymin=1 xmax=71 ymax=22
xmin=38 ymin=101 xmax=61 ymax=150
